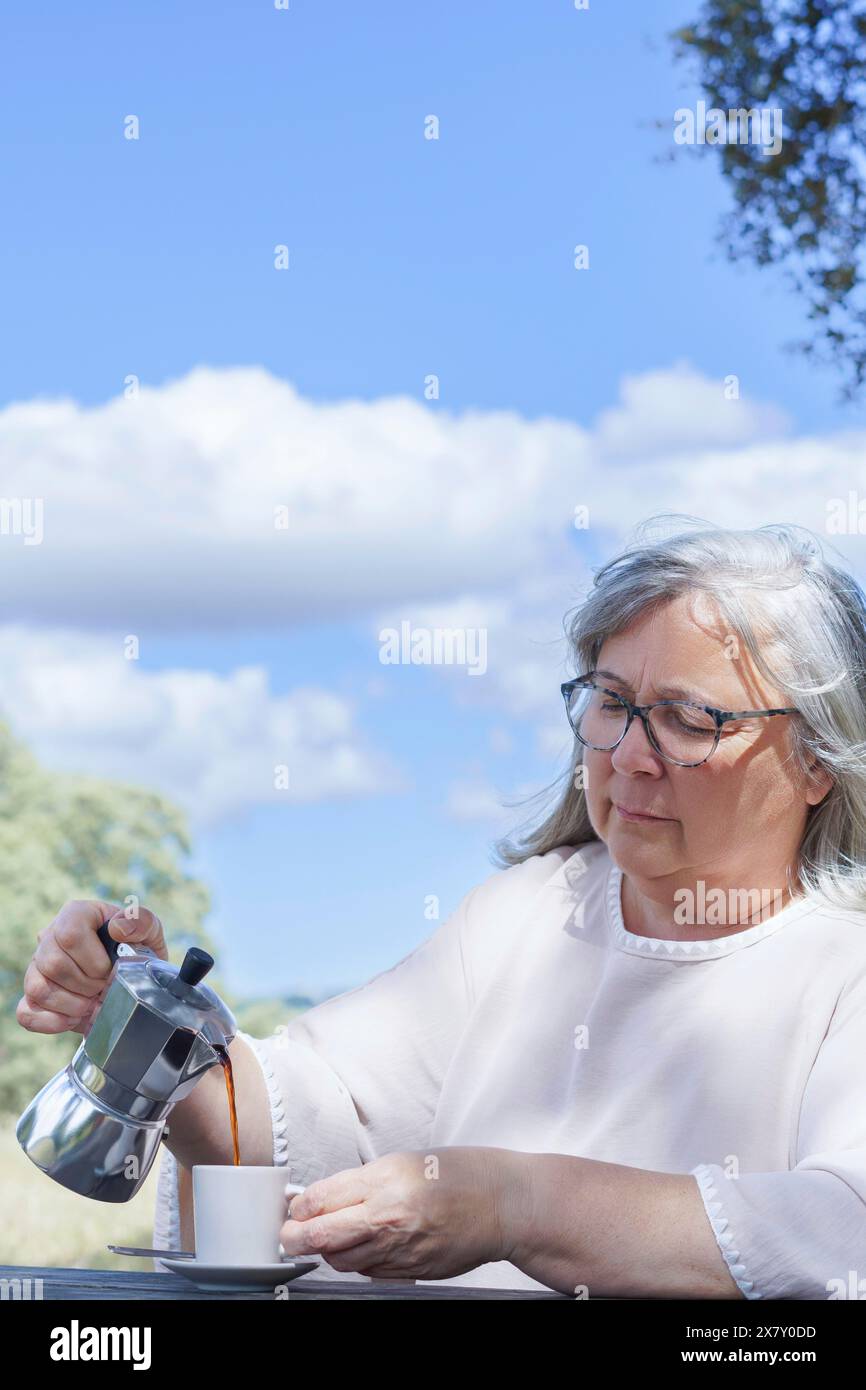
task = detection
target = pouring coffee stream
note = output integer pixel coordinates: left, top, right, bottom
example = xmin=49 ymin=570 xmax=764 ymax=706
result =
xmin=16 ymin=919 xmax=239 ymax=1200
xmin=214 ymin=1043 xmax=241 ymax=1166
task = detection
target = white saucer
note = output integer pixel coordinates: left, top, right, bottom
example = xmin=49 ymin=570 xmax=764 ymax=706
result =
xmin=161 ymin=1256 xmax=320 ymax=1291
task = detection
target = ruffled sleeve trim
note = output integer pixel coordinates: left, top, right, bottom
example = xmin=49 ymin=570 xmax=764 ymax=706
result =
xmin=152 ymin=1143 xmax=181 ymax=1273
xmin=691 ymin=1162 xmax=762 ymax=1299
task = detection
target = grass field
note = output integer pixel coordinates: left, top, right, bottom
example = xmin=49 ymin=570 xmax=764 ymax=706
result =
xmin=0 ymin=1119 xmax=163 ymax=1272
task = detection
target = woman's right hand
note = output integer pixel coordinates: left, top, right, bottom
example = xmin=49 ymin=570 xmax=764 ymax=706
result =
xmin=15 ymin=899 xmax=169 ymax=1037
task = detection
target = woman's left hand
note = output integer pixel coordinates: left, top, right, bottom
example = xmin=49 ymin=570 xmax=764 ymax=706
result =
xmin=278 ymin=1146 xmax=528 ymax=1281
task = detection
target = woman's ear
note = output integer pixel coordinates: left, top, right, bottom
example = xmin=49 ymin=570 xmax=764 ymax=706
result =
xmin=804 ymin=758 xmax=834 ymax=807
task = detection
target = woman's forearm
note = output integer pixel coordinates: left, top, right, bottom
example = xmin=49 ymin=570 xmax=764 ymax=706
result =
xmin=506 ymin=1152 xmax=744 ymax=1299
xmin=161 ymin=1033 xmax=272 ymax=1170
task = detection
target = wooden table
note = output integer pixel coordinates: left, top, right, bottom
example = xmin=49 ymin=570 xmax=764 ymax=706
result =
xmin=0 ymin=1264 xmax=570 ymax=1299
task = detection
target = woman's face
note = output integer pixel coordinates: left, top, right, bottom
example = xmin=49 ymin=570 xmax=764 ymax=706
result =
xmin=583 ymin=592 xmax=833 ymax=890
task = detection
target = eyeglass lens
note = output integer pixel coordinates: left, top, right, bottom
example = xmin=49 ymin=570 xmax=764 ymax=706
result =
xmin=567 ymin=684 xmax=717 ymax=765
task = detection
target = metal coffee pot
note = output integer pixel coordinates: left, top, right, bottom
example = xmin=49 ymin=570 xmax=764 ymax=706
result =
xmin=16 ymin=920 xmax=237 ymax=1202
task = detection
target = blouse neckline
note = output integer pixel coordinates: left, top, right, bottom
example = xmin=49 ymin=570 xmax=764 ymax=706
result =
xmin=605 ymin=858 xmax=816 ymax=961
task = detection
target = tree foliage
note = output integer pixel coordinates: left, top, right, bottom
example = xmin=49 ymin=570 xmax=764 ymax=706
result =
xmin=0 ymin=719 xmax=221 ymax=1115
xmin=672 ymin=0 xmax=866 ymax=399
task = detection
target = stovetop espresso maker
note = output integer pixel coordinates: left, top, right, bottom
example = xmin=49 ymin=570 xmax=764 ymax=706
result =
xmin=16 ymin=920 xmax=237 ymax=1202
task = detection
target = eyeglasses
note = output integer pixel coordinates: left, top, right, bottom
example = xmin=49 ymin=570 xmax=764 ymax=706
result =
xmin=561 ymin=675 xmax=799 ymax=768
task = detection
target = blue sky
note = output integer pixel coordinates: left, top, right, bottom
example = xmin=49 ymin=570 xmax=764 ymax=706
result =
xmin=1 ymin=0 xmax=864 ymax=997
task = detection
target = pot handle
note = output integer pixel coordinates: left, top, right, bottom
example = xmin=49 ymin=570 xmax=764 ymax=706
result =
xmin=96 ymin=918 xmax=121 ymax=966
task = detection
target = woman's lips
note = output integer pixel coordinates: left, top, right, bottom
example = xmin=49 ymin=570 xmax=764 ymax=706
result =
xmin=613 ymin=803 xmax=673 ymax=823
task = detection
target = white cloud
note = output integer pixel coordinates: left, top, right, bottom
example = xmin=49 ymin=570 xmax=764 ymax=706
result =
xmin=446 ymin=780 xmax=519 ymax=824
xmin=488 ymin=725 xmax=513 ymax=755
xmin=592 ymin=360 xmax=791 ymax=458
xmin=0 ymin=360 xmax=861 ymax=637
xmin=371 ymin=576 xmax=585 ymax=827
xmin=373 ymin=570 xmax=582 ymax=722
xmin=3 ymin=361 xmax=865 ymax=825
xmin=0 ymin=365 xmax=592 ymax=630
xmin=0 ymin=625 xmax=403 ymax=825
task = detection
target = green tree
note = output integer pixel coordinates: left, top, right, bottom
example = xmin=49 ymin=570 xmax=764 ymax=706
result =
xmin=671 ymin=0 xmax=866 ymax=399
xmin=0 ymin=719 xmax=223 ymax=1116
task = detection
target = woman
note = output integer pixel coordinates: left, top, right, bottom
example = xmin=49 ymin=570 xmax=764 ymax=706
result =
xmin=18 ymin=518 xmax=866 ymax=1298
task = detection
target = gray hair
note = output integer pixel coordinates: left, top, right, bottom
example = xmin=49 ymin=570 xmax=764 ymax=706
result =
xmin=492 ymin=514 xmax=866 ymax=913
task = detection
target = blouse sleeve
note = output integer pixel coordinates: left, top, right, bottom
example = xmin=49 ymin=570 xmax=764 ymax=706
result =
xmin=691 ymin=962 xmax=866 ymax=1300
xmin=151 ymin=880 xmax=482 ymax=1273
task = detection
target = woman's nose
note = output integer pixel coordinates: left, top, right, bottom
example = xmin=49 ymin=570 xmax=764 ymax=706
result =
xmin=610 ymin=713 xmax=663 ymax=772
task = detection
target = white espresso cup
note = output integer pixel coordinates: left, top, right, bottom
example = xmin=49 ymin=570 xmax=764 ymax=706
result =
xmin=193 ymin=1165 xmax=305 ymax=1266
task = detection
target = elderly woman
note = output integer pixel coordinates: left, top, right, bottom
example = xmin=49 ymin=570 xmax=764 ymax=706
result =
xmin=18 ymin=519 xmax=866 ymax=1297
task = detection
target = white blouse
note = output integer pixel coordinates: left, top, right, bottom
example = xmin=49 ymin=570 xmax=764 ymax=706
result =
xmin=153 ymin=838 xmax=866 ymax=1297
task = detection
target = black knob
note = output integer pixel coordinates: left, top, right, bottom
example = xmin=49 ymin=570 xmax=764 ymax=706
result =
xmin=177 ymin=947 xmax=214 ymax=988
xmin=96 ymin=919 xmax=121 ymax=966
